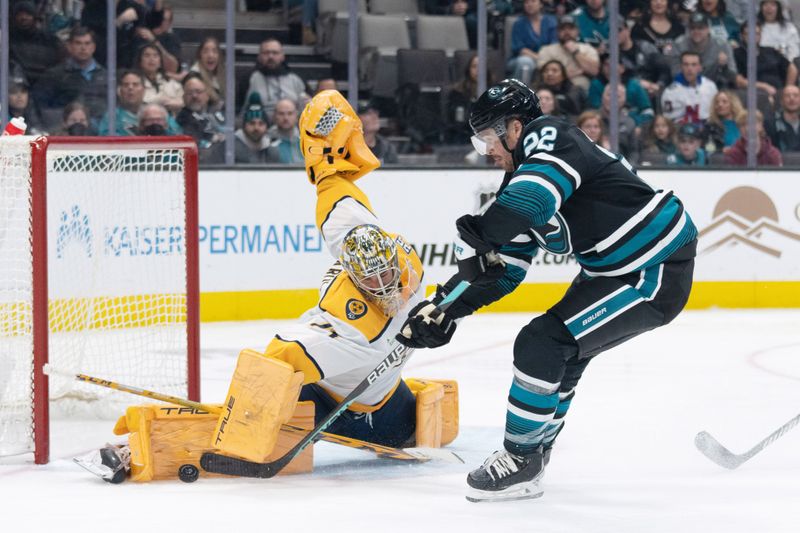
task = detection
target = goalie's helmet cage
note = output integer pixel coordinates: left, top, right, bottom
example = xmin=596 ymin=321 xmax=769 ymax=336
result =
xmin=340 ymin=224 xmax=401 ymax=304
xmin=469 ymin=79 xmax=542 ymax=136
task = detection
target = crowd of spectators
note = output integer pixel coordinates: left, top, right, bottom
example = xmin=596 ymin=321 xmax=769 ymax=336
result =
xmin=4 ymin=0 xmax=800 ymax=167
xmin=484 ymin=0 xmax=800 ymax=167
xmin=3 ymin=0 xmax=316 ymax=164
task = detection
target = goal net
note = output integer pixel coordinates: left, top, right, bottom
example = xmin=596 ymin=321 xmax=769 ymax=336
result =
xmin=0 ymin=136 xmax=199 ymax=464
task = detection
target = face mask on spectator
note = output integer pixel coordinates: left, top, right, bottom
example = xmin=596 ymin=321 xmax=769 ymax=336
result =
xmin=142 ymin=124 xmax=167 ymax=136
xmin=67 ymin=123 xmax=89 ymax=136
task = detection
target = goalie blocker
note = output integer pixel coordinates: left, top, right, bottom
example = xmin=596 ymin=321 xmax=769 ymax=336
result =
xmin=111 ymin=349 xmax=458 ymax=481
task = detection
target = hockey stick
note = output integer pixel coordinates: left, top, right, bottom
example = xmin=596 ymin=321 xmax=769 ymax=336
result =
xmin=694 ymin=412 xmax=800 ymax=469
xmin=43 ymin=365 xmax=460 ymax=463
xmin=200 ymin=281 xmax=471 ymax=479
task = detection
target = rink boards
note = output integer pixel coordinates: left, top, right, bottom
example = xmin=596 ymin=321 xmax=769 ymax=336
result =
xmin=196 ymin=168 xmax=800 ymax=321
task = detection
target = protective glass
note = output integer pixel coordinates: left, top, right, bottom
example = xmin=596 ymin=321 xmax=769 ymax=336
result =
xmin=470 ymin=120 xmax=507 ymax=155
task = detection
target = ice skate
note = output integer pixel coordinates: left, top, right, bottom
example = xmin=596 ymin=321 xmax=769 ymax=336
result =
xmin=74 ymin=444 xmax=131 ymax=484
xmin=465 ymin=448 xmax=545 ymax=503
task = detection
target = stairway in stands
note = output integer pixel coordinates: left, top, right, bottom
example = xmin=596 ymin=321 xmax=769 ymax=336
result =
xmin=171 ymin=2 xmax=334 ymax=97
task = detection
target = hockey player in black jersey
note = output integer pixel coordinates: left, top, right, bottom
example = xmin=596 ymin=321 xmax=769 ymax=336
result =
xmin=397 ymin=79 xmax=698 ymax=503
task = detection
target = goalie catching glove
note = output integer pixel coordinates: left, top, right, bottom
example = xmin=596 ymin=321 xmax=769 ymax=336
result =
xmin=396 ymin=286 xmax=457 ymax=349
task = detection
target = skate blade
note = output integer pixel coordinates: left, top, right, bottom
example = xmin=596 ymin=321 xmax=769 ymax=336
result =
xmin=405 ymin=447 xmax=465 ymax=464
xmin=465 ymin=479 xmax=544 ymax=503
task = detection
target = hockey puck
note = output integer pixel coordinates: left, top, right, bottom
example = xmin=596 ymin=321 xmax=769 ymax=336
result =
xmin=178 ymin=464 xmax=199 ymax=483
xmin=99 ymin=447 xmax=127 ymax=484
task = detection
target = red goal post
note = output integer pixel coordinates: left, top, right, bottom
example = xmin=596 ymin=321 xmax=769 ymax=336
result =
xmin=0 ymin=136 xmax=200 ymax=464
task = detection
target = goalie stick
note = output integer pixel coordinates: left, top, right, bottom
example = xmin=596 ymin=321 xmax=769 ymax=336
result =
xmin=201 ymin=281 xmax=471 ymax=479
xmin=43 ymin=365 xmax=461 ymax=463
xmin=694 ymin=412 xmax=800 ymax=469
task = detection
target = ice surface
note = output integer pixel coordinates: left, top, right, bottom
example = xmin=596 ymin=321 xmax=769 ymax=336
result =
xmin=2 ymin=310 xmax=799 ymax=533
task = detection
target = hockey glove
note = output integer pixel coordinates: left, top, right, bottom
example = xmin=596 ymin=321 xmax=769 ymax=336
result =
xmin=396 ymin=300 xmax=457 ymax=349
xmin=453 ymin=234 xmax=506 ymax=287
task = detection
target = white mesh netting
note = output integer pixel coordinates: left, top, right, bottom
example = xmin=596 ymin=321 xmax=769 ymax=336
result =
xmin=0 ymin=137 xmax=193 ymax=458
xmin=0 ymin=137 xmax=36 ymax=456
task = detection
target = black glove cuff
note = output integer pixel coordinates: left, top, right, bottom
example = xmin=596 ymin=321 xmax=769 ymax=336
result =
xmin=455 ymin=215 xmax=494 ymax=255
xmin=457 ymin=254 xmax=488 ymax=283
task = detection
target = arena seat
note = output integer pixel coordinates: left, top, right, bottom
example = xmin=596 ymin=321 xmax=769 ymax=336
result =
xmin=735 ymin=88 xmax=775 ymax=117
xmin=778 ymin=150 xmax=800 ymax=166
xmin=453 ymin=48 xmax=505 ymax=85
xmin=397 ymin=49 xmax=450 ymax=87
xmin=639 ymin=152 xmax=668 ymax=167
xmin=319 ymin=0 xmax=363 ymax=12
xmin=370 ymin=0 xmax=419 ymax=15
xmin=316 ymin=0 xmax=367 ymax=62
xmin=504 ymin=15 xmax=516 ymax=59
xmin=416 ymin=15 xmax=469 ymax=56
xmin=359 ymin=14 xmax=412 ymax=97
xmin=360 ymin=14 xmax=411 ymax=51
xmin=708 ymin=152 xmax=727 ymax=166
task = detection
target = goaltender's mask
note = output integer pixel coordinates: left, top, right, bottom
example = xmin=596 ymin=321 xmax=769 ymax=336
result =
xmin=340 ymin=224 xmax=403 ymax=314
xmin=299 ymin=90 xmax=380 ymax=184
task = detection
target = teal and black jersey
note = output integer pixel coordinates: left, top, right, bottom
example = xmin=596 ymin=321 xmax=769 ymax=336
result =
xmin=474 ymin=115 xmax=697 ymax=277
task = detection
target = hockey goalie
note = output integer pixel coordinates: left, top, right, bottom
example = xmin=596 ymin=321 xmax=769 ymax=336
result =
xmin=76 ymin=90 xmax=459 ymax=483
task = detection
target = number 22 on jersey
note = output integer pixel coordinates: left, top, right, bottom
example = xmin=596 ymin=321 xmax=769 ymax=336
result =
xmin=523 ymin=126 xmax=558 ymax=156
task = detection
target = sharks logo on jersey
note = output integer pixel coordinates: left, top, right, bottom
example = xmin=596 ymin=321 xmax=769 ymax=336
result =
xmin=531 ymin=212 xmax=572 ymax=255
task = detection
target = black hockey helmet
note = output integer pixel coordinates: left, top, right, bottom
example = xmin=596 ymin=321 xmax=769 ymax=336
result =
xmin=469 ymin=79 xmax=542 ymax=136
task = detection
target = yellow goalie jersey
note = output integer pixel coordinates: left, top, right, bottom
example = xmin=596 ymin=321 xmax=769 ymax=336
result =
xmin=265 ymin=174 xmax=425 ymax=411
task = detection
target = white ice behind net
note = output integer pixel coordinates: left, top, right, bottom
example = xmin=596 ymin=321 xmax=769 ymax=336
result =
xmin=1 ymin=139 xmax=191 ymax=457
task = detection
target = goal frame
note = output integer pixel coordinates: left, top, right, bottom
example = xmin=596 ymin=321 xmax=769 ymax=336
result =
xmin=28 ymin=136 xmax=200 ymax=464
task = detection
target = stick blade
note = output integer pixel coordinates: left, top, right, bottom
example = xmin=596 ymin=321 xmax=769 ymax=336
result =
xmin=200 ymin=452 xmax=279 ymax=479
xmin=694 ymin=431 xmax=745 ymax=470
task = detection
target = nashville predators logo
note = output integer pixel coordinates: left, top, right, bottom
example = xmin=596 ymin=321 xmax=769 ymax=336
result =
xmin=345 ymin=298 xmax=367 ymax=320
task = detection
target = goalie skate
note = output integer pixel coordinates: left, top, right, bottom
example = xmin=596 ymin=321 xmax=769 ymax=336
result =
xmin=465 ymin=448 xmax=545 ymax=503
xmin=74 ymin=444 xmax=131 ymax=484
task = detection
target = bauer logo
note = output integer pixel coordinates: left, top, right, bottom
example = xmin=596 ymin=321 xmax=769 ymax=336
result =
xmin=368 ymin=344 xmax=411 ymax=384
xmin=698 ymin=186 xmax=800 ymax=258
xmin=56 ymin=205 xmax=93 ymax=258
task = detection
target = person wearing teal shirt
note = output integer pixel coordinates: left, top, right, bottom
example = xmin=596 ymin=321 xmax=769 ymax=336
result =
xmin=667 ymin=123 xmax=708 ymax=166
xmin=573 ymin=0 xmax=608 ymax=48
xmin=266 ymin=98 xmax=303 ymax=165
xmin=697 ymin=0 xmax=741 ymax=45
xmin=507 ymin=0 xmax=558 ymax=85
xmin=97 ymin=70 xmax=181 ymax=136
xmin=588 ymin=54 xmax=654 ymax=125
xmin=705 ymin=90 xmax=743 ymax=152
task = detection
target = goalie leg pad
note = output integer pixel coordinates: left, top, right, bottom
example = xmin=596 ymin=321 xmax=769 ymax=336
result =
xmin=114 ymin=401 xmax=315 ymax=481
xmin=212 ymin=349 xmax=305 ymax=462
xmin=405 ymin=378 xmax=460 ymax=448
